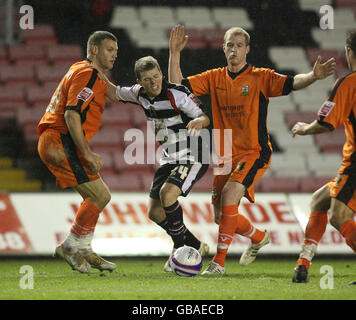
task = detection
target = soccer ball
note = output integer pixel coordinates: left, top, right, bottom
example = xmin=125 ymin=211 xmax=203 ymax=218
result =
xmin=171 ymin=246 xmax=203 ymax=277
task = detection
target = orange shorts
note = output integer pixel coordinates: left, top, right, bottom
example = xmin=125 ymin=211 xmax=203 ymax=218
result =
xmin=328 ymin=174 xmax=356 ymax=212
xmin=38 ymin=129 xmax=99 ymax=189
xmin=212 ymin=153 xmax=271 ymax=205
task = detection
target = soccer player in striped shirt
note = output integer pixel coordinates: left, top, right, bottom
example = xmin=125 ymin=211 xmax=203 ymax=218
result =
xmin=169 ymin=25 xmax=336 ymax=275
xmin=291 ymin=30 xmax=356 ymax=283
xmin=103 ymin=56 xmax=211 ymax=271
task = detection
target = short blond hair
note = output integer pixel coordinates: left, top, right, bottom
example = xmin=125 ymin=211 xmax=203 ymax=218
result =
xmin=224 ymin=27 xmax=250 ymax=46
xmin=134 ymin=56 xmax=161 ymax=80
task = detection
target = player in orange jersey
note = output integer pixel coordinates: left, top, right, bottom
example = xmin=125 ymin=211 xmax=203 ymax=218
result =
xmin=37 ymin=31 xmax=118 ymax=273
xmin=169 ymin=25 xmax=336 ymax=275
xmin=291 ymin=30 xmax=356 ymax=283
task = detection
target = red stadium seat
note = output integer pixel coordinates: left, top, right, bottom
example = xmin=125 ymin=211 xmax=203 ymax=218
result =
xmin=285 ymin=111 xmax=316 ymax=128
xmin=101 ymin=172 xmax=143 ymax=191
xmin=26 ymin=83 xmax=57 ymax=105
xmin=36 ymin=64 xmax=69 ymax=84
xmin=8 ymin=44 xmax=47 ymax=64
xmin=299 ymin=176 xmax=333 ymax=193
xmin=201 ymin=28 xmax=226 ymax=48
xmin=0 ymin=85 xmax=26 ymax=103
xmin=90 ymin=127 xmax=122 ymax=150
xmin=101 ymin=105 xmax=133 ymax=128
xmin=184 ymin=28 xmax=208 ymax=49
xmin=258 ymin=176 xmax=299 ymax=192
xmin=0 ymin=45 xmax=8 ymax=63
xmin=47 ymin=45 xmax=83 ymax=64
xmin=0 ymin=64 xmax=36 ymax=85
xmin=16 ymin=105 xmax=45 ymax=126
xmin=314 ymin=128 xmax=345 ymax=153
xmin=22 ymin=24 xmax=58 ymax=46
xmin=130 ymin=106 xmax=147 ymax=127
xmin=112 ymin=150 xmax=154 ymax=173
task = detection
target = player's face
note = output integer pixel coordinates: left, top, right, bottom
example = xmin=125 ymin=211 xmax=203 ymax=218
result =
xmin=137 ymin=67 xmax=163 ymax=98
xmin=96 ymin=39 xmax=118 ymax=71
xmin=223 ymin=34 xmax=249 ymax=69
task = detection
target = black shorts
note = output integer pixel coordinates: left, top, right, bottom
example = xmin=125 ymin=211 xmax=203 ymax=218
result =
xmin=149 ymin=162 xmax=209 ymax=199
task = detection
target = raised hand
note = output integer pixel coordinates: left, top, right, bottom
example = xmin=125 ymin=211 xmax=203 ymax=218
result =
xmin=170 ymin=25 xmax=189 ymax=54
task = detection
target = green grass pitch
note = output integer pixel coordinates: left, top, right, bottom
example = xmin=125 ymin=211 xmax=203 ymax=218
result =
xmin=1 ymin=256 xmax=355 ymax=300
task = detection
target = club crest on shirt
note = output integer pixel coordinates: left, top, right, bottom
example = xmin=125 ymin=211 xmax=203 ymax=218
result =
xmin=241 ymin=85 xmax=249 ymax=96
xmin=212 ymin=188 xmax=217 ymax=200
xmin=77 ymin=87 xmax=93 ymax=102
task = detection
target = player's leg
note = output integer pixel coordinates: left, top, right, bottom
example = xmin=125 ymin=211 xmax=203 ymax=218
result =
xmin=330 ymin=198 xmax=356 ymax=252
xmin=328 ymin=174 xmax=356 ymax=252
xmin=293 ymin=184 xmax=330 ymax=283
xmin=63 ymin=177 xmax=116 ymax=272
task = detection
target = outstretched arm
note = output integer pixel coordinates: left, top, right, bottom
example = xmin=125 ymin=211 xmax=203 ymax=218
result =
xmin=293 ymin=56 xmax=336 ymax=90
xmin=291 ymin=120 xmax=330 ymax=137
xmin=169 ymin=25 xmax=188 ymax=84
xmin=97 ymin=71 xmax=119 ymax=102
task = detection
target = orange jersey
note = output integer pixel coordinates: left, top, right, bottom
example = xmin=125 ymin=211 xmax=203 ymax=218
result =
xmin=187 ymin=64 xmax=293 ymax=162
xmin=317 ymin=71 xmax=356 ymax=174
xmin=37 ymin=59 xmax=107 ymax=142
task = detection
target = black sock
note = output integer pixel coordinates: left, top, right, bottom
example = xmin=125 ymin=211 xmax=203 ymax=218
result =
xmin=164 ymin=201 xmax=186 ymax=248
xmin=157 ymin=218 xmax=169 ymax=232
xmin=184 ymin=229 xmax=201 ymax=250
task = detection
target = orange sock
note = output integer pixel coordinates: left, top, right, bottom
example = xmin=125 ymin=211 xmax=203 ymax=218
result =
xmin=213 ymin=204 xmax=239 ymax=267
xmin=340 ymin=220 xmax=356 ymax=253
xmin=70 ymin=198 xmax=101 ymax=237
xmin=303 ymin=211 xmax=328 ymax=246
xmin=296 ymin=211 xmax=328 ymax=271
xmin=235 ymin=213 xmax=265 ymax=244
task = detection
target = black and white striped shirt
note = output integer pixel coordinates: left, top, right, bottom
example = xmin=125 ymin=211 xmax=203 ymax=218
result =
xmin=116 ymin=80 xmax=206 ymax=165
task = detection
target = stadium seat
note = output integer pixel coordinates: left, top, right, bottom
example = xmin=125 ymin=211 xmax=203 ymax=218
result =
xmin=212 ymin=7 xmax=253 ymax=30
xmin=284 ymin=111 xmax=316 ymax=128
xmin=36 ymin=64 xmax=69 ymax=84
xmin=0 ymin=45 xmax=8 ymax=63
xmin=16 ymin=105 xmax=45 ymax=126
xmin=26 ymin=83 xmax=57 ymax=105
xmin=299 ymin=0 xmax=333 ymax=11
xmin=314 ymin=128 xmax=345 ymax=153
xmin=0 ymin=85 xmax=26 ymax=103
xmin=0 ymin=64 xmax=36 ymax=85
xmin=176 ymin=7 xmax=215 ymax=29
xmin=182 ymin=28 xmax=208 ymax=49
xmin=270 ymin=153 xmax=309 ymax=177
xmin=131 ymin=107 xmax=148 ymax=127
xmin=47 ymin=45 xmax=83 ymax=64
xmin=101 ymin=104 xmax=133 ymax=128
xmin=22 ymin=24 xmax=58 ymax=46
xmin=201 ymin=28 xmax=226 ymax=49
xmin=109 ymin=6 xmax=142 ymax=29
xmin=299 ymin=176 xmax=333 ymax=192
xmin=139 ymin=6 xmax=177 ymax=28
xmin=101 ymin=172 xmax=143 ymax=191
xmin=90 ymin=127 xmax=122 ymax=150
xmin=112 ymin=148 xmax=154 ymax=173
xmin=8 ymin=44 xmax=47 ymax=64
xmin=306 ymin=153 xmax=342 ymax=176
xmin=258 ymin=176 xmax=299 ymax=192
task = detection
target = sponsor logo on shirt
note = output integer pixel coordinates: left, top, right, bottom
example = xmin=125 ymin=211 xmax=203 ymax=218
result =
xmin=189 ymin=93 xmax=201 ymax=106
xmin=77 ymin=87 xmax=93 ymax=102
xmin=318 ymin=100 xmax=336 ymax=117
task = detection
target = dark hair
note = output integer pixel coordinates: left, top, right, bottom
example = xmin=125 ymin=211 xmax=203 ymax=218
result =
xmin=87 ymin=31 xmax=117 ymax=56
xmin=134 ymin=56 xmax=161 ymax=80
xmin=346 ymin=30 xmax=356 ymax=53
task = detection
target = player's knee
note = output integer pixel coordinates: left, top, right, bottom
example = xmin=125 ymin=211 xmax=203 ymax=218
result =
xmin=159 ymin=184 xmax=180 ymax=207
xmin=94 ymin=189 xmax=111 ymax=209
xmin=329 ymin=213 xmax=341 ymax=230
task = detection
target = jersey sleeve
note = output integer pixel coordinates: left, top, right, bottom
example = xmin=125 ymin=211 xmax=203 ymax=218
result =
xmin=187 ymin=71 xmax=211 ymax=96
xmin=115 ymin=84 xmax=141 ymax=103
xmin=263 ymin=69 xmax=294 ymax=97
xmin=65 ymin=69 xmax=98 ymax=114
xmin=317 ymin=76 xmax=353 ymax=131
xmin=175 ymin=87 xmax=205 ymax=119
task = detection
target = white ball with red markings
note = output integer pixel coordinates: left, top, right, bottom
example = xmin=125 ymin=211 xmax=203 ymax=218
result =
xmin=171 ymin=246 xmax=202 ymax=277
